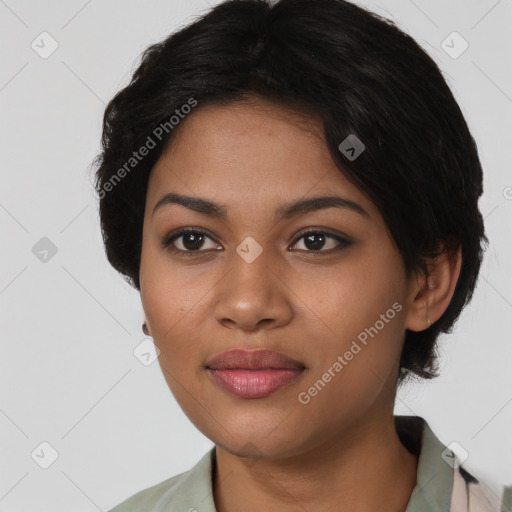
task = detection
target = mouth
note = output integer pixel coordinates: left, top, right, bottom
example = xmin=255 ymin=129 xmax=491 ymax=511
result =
xmin=205 ymin=348 xmax=306 ymax=399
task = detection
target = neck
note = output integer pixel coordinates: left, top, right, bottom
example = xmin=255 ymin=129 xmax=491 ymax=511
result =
xmin=213 ymin=412 xmax=418 ymax=512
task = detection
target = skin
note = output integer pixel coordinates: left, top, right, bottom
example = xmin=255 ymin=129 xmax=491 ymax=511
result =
xmin=139 ymin=96 xmax=462 ymax=512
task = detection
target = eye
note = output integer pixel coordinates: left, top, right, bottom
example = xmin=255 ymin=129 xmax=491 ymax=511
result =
xmin=162 ymin=228 xmax=220 ymax=256
xmin=162 ymin=227 xmax=352 ymax=257
xmin=289 ymin=229 xmax=352 ymax=253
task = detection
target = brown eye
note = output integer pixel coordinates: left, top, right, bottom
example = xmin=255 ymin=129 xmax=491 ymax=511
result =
xmin=290 ymin=230 xmax=352 ymax=253
xmin=162 ymin=228 xmax=220 ymax=256
xmin=162 ymin=227 xmax=352 ymax=257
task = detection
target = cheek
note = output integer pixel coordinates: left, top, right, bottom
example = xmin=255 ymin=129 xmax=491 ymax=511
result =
xmin=301 ymin=255 xmax=406 ymax=389
xmin=297 ymin=298 xmax=405 ymax=426
xmin=141 ymin=244 xmax=197 ymax=325
xmin=307 ymin=253 xmax=404 ymax=341
xmin=140 ymin=254 xmax=213 ymax=366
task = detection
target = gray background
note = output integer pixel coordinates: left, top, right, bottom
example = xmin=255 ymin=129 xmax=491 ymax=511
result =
xmin=1 ymin=0 xmax=511 ymax=510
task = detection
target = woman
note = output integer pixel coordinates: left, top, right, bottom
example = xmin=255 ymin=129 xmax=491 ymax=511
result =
xmin=93 ymin=0 xmax=511 ymax=510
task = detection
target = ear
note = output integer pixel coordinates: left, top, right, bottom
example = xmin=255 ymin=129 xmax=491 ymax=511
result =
xmin=404 ymin=244 xmax=463 ymax=332
xmin=142 ymin=317 xmax=151 ymax=336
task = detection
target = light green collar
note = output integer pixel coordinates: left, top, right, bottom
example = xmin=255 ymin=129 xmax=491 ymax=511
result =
xmin=154 ymin=415 xmax=452 ymax=512
xmin=397 ymin=415 xmax=453 ymax=512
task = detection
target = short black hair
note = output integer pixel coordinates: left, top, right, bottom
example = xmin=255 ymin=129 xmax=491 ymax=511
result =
xmin=92 ymin=0 xmax=488 ymax=387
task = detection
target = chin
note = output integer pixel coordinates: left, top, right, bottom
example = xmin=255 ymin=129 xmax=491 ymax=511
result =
xmin=212 ymin=425 xmax=308 ymax=461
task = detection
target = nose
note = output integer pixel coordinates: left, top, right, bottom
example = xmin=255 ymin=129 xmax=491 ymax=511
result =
xmin=213 ymin=249 xmax=294 ymax=332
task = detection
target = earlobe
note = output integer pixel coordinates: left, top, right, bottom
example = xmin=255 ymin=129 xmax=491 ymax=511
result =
xmin=404 ymin=245 xmax=462 ymax=332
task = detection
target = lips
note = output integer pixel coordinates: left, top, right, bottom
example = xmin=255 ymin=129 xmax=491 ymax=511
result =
xmin=205 ymin=349 xmax=306 ymax=399
xmin=205 ymin=348 xmax=305 ymax=370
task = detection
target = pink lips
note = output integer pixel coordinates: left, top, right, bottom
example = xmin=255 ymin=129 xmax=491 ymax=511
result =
xmin=205 ymin=348 xmax=306 ymax=399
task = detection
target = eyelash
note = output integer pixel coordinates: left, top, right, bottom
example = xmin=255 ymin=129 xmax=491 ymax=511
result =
xmin=161 ymin=227 xmax=352 ymax=257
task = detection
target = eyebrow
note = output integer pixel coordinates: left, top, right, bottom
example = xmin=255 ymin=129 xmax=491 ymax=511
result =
xmin=152 ymin=192 xmax=370 ymax=221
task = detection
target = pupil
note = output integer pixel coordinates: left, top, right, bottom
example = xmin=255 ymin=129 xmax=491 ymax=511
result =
xmin=305 ymin=233 xmax=325 ymax=250
xmin=183 ymin=232 xmax=204 ymax=250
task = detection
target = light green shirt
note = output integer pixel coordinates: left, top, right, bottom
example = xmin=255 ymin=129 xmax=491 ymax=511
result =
xmin=108 ymin=415 xmax=511 ymax=512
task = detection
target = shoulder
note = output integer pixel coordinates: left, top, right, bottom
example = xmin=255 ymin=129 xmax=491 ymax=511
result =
xmin=105 ymin=448 xmax=216 ymax=512
xmin=106 ymin=469 xmax=191 ymax=512
xmin=451 ymin=459 xmax=512 ymax=512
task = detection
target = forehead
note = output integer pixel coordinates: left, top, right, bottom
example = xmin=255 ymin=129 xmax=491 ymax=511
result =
xmin=146 ymin=98 xmax=377 ymax=221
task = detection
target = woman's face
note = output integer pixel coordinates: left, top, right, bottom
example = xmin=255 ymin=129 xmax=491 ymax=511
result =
xmin=140 ymin=98 xmax=421 ymax=458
